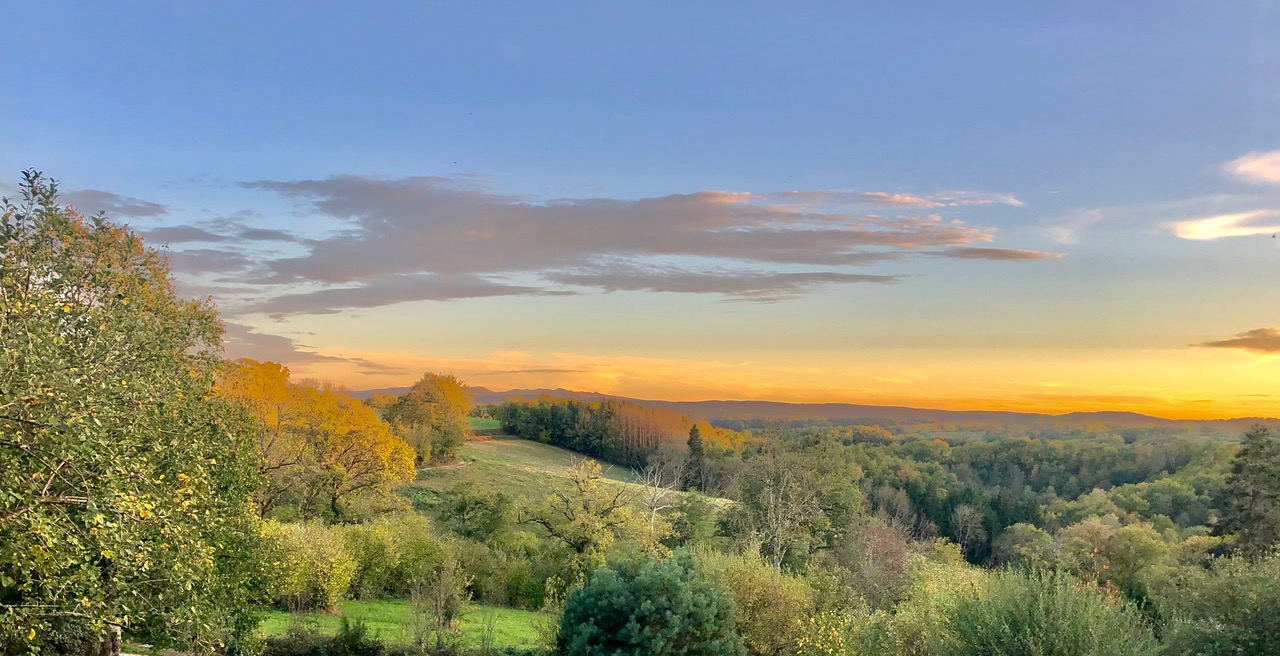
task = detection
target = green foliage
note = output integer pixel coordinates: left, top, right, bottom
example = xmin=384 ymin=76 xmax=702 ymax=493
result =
xmin=0 ymin=171 xmax=267 ymax=652
xmin=263 ymin=618 xmax=393 ymax=656
xmin=860 ymin=557 xmax=987 ymax=656
xmin=268 ymin=521 xmax=359 ymax=612
xmin=686 ymin=425 xmax=706 ymax=490
xmin=669 ymin=492 xmax=720 ymax=548
xmin=696 ymin=550 xmax=814 ymax=656
xmin=558 ymin=552 xmax=746 ymax=656
xmin=1215 ymin=425 xmax=1280 ymax=556
xmin=385 ymin=372 xmax=472 ymax=463
xmin=1157 ymin=551 xmax=1280 ymax=656
xmin=938 ymin=571 xmax=1160 ymax=656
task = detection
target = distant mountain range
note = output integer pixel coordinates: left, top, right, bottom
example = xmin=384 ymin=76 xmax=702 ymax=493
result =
xmin=348 ymin=386 xmax=1277 ymax=434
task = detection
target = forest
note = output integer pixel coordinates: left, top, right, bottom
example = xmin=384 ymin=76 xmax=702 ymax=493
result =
xmin=3 ymin=172 xmax=1279 ymax=656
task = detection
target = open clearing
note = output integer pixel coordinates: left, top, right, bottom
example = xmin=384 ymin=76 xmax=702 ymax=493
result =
xmin=402 ymin=435 xmax=641 ymax=505
xmin=260 ymin=600 xmax=543 ymax=650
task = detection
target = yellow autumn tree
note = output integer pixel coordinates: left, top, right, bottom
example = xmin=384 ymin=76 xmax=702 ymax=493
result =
xmin=218 ymin=358 xmax=415 ymax=520
xmin=384 ymin=371 xmax=471 ymax=463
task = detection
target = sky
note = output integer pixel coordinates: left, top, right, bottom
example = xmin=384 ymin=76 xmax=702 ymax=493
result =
xmin=3 ymin=2 xmax=1280 ymax=419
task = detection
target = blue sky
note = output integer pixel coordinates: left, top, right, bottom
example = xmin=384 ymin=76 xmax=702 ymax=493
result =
xmin=4 ymin=2 xmax=1280 ymax=417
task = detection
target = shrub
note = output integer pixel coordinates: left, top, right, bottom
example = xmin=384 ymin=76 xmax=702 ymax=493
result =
xmin=264 ymin=618 xmax=390 ymax=656
xmin=558 ymin=552 xmax=746 ymax=656
xmin=696 ymin=549 xmax=814 ymax=656
xmin=940 ymin=571 xmax=1160 ymax=656
xmin=343 ymin=513 xmax=449 ymax=599
xmin=1158 ymin=551 xmax=1280 ymax=656
xmin=860 ymin=556 xmax=987 ymax=656
xmin=267 ymin=521 xmax=358 ymax=611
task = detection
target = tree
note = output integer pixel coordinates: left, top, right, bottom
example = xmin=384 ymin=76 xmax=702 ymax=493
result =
xmin=385 ymin=372 xmax=471 ymax=463
xmin=520 ymin=460 xmax=642 ymax=573
xmin=734 ymin=452 xmax=824 ymax=569
xmin=949 ymin=504 xmax=988 ymax=560
xmin=218 ymin=359 xmax=415 ymax=520
xmin=685 ymin=424 xmax=706 ymax=491
xmin=558 ymin=553 xmax=745 ymax=656
xmin=0 ymin=171 xmax=267 ymax=654
xmin=1215 ymin=424 xmax=1280 ymax=556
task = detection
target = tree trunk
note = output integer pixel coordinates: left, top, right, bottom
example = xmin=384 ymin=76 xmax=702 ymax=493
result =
xmin=99 ymin=624 xmax=121 ymax=656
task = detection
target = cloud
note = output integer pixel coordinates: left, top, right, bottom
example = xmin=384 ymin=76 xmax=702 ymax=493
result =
xmin=249 ymin=273 xmax=573 ymax=317
xmin=75 ymin=174 xmax=1044 ymax=315
xmin=165 ymin=248 xmax=254 ymax=274
xmin=61 ymin=189 xmax=168 ymax=217
xmin=471 ymin=368 xmax=587 ymax=376
xmin=545 ymin=262 xmax=897 ymax=301
xmin=1170 ymin=210 xmax=1280 ymax=240
xmin=1194 ymin=327 xmax=1280 ymax=354
xmin=775 ymin=190 xmax=1024 ymax=209
xmin=144 ymin=225 xmax=231 ymax=244
xmin=1224 ymin=151 xmax=1280 ymax=185
xmin=223 ymin=322 xmax=412 ymax=374
xmin=926 ymin=247 xmax=1063 ymax=261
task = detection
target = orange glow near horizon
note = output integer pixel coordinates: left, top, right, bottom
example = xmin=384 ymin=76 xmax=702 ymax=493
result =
xmin=275 ymin=343 xmax=1280 ymax=421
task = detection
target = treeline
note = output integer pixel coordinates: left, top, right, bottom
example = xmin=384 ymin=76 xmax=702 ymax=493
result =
xmin=488 ymin=398 xmax=747 ymax=468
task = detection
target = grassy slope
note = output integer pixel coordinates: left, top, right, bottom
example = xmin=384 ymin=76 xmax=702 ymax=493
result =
xmin=260 ymin=600 xmax=544 ymax=649
xmin=403 ymin=435 xmax=642 ymax=504
xmin=468 ymin=416 xmax=503 ymax=430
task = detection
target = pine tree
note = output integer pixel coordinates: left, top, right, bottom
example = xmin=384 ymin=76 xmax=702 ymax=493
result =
xmin=684 ymin=424 xmax=705 ymax=491
xmin=1215 ymin=424 xmax=1280 ymax=556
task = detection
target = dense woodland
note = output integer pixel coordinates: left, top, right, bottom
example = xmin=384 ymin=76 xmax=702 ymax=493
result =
xmin=3 ymin=172 xmax=1280 ymax=656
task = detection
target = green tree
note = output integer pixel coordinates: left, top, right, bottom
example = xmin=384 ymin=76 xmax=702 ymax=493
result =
xmin=1215 ymin=425 xmax=1280 ymax=556
xmin=0 ymin=171 xmax=266 ymax=654
xmin=520 ymin=460 xmax=645 ymax=573
xmin=685 ymin=424 xmax=706 ymax=491
xmin=940 ymin=571 xmax=1161 ymax=656
xmin=558 ymin=552 xmax=746 ymax=656
xmin=386 ymin=372 xmax=471 ymax=463
xmin=1158 ymin=551 xmax=1280 ymax=656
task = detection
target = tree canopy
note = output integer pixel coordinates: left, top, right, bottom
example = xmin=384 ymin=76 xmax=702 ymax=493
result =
xmin=0 ymin=171 xmax=267 ymax=653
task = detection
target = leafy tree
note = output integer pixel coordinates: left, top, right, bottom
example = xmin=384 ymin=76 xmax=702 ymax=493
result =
xmin=385 ymin=372 xmax=471 ymax=463
xmin=990 ymin=522 xmax=1054 ymax=570
xmin=520 ymin=460 xmax=644 ymax=573
xmin=0 ymin=171 xmax=266 ymax=654
xmin=558 ymin=552 xmax=746 ymax=656
xmin=940 ymin=571 xmax=1161 ymax=656
xmin=218 ymin=358 xmax=415 ymax=520
xmin=1158 ymin=551 xmax=1280 ymax=656
xmin=1215 ymin=424 xmax=1280 ymax=556
xmin=732 ymin=452 xmax=824 ymax=569
xmin=695 ymin=550 xmax=814 ymax=656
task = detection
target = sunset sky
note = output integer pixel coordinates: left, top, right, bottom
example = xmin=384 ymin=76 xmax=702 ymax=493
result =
xmin=4 ymin=2 xmax=1280 ymax=419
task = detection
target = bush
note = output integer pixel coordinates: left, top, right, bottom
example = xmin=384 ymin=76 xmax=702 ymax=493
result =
xmin=696 ymin=549 xmax=814 ymax=656
xmin=344 ymin=513 xmax=449 ymax=599
xmin=264 ymin=619 xmax=390 ymax=656
xmin=1158 ymin=551 xmax=1280 ymax=656
xmin=860 ymin=556 xmax=987 ymax=656
xmin=558 ymin=552 xmax=746 ymax=656
xmin=940 ymin=571 xmax=1160 ymax=656
xmin=267 ymin=521 xmax=358 ymax=611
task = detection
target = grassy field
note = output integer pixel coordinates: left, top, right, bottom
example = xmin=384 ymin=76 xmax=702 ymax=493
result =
xmin=260 ymin=600 xmax=544 ymax=650
xmin=468 ymin=416 xmax=503 ymax=430
xmin=403 ymin=435 xmax=641 ymax=505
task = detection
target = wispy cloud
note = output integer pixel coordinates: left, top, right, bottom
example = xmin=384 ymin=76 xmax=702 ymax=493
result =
xmin=212 ymin=175 xmax=1050 ymax=314
xmin=223 ymin=322 xmax=412 ymax=374
xmin=1170 ymin=210 xmax=1280 ymax=240
xmin=544 ymin=262 xmax=898 ymax=302
xmin=62 ymin=189 xmax=168 ymax=217
xmin=1224 ymin=151 xmax=1280 ymax=185
xmin=1194 ymin=327 xmax=1280 ymax=354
